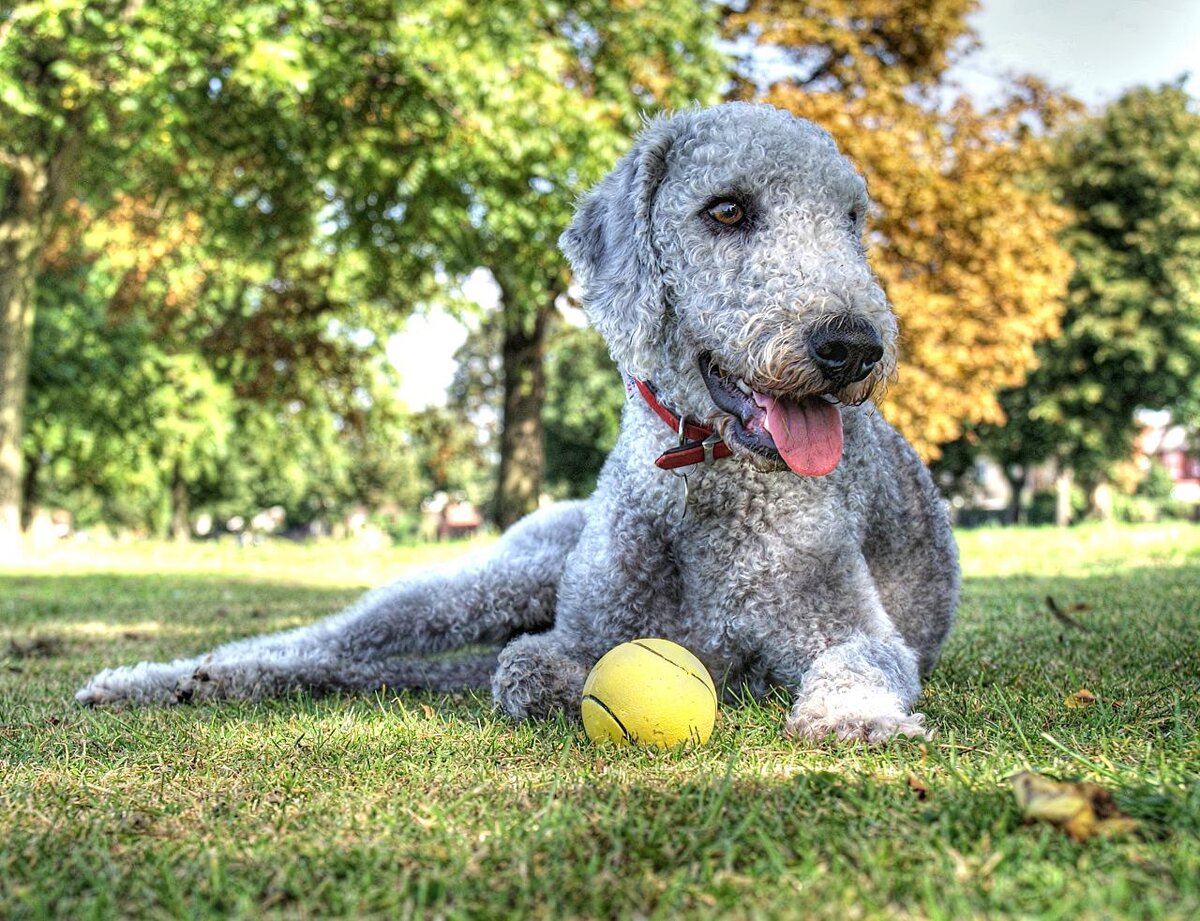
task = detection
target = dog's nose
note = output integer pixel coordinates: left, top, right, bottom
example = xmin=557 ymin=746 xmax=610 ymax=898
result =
xmin=808 ymin=318 xmax=884 ymax=386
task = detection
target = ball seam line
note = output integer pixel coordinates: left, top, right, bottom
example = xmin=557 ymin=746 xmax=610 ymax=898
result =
xmin=581 ymin=693 xmax=633 ymax=743
xmin=629 ymin=640 xmax=718 ymax=705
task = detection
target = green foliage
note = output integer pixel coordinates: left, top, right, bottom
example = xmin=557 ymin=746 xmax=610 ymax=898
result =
xmin=403 ymin=405 xmax=495 ymax=509
xmin=448 ymin=311 xmax=626 ymax=502
xmin=23 ymin=266 xmax=165 ymax=530
xmin=1026 ymin=486 xmax=1087 ymax=527
xmin=5 ymin=0 xmax=727 ymax=535
xmin=1137 ymin=460 xmax=1178 ymax=501
xmin=954 ymin=83 xmax=1200 ymax=491
xmin=543 ymin=323 xmax=624 ymax=498
xmin=1109 ymin=494 xmax=1194 ymax=524
xmin=1032 ymin=83 xmax=1200 ymax=476
xmin=25 ymin=227 xmax=424 ymax=534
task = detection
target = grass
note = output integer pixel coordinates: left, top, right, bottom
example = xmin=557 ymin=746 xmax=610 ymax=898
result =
xmin=1 ymin=523 xmax=1198 ymax=920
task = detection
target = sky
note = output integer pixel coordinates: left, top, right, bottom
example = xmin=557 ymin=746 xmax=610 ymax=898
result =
xmin=392 ymin=0 xmax=1200 ymax=410
xmin=388 ymin=269 xmax=497 ymax=409
xmin=957 ymin=0 xmax=1200 ymax=106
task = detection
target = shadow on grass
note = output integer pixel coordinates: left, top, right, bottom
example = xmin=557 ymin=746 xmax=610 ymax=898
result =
xmin=3 ymin=762 xmax=1196 ymax=920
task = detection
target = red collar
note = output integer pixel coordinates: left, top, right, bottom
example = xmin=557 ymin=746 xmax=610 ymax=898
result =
xmin=632 ymin=378 xmax=734 ymax=470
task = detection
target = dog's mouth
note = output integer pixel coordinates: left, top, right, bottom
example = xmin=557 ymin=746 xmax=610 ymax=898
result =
xmin=699 ymin=353 xmax=843 ymax=477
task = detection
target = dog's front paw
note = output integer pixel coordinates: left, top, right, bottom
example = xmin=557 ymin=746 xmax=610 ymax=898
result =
xmin=785 ymin=690 xmax=931 ymax=744
xmin=492 ymin=635 xmax=588 ymax=721
xmin=76 ymin=660 xmax=198 ymax=708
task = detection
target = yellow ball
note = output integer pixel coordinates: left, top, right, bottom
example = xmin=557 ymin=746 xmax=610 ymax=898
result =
xmin=581 ymin=638 xmax=718 ymax=748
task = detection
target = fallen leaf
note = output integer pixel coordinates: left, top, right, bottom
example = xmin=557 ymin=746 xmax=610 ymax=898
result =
xmin=1044 ymin=596 xmax=1091 ymax=631
xmin=420 ymin=703 xmax=434 ymax=720
xmin=1011 ymin=770 xmax=1139 ymax=842
xmin=1064 ymin=688 xmax=1098 ymax=709
xmin=907 ymin=774 xmax=929 ymax=800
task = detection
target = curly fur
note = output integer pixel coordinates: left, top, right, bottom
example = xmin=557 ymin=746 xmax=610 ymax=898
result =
xmin=77 ymin=103 xmax=958 ymax=743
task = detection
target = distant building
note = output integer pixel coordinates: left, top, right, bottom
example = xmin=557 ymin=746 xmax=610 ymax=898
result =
xmin=420 ymin=491 xmax=484 ymax=541
xmin=1135 ymin=412 xmax=1200 ymax=504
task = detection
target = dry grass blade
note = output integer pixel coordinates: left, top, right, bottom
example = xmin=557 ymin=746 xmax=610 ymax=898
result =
xmin=1045 ymin=595 xmax=1090 ymax=631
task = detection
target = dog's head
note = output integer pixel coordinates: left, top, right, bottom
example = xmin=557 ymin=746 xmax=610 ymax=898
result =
xmin=560 ymin=103 xmax=898 ymax=476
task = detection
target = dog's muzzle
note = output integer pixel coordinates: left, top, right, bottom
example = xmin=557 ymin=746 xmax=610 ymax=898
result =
xmin=700 ymin=354 xmax=844 ymax=477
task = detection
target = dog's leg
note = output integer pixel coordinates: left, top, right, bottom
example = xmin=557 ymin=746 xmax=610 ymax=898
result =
xmin=490 ymin=632 xmax=593 ymax=721
xmin=77 ymin=502 xmax=587 ymax=707
xmin=490 ymin=505 xmax=684 ymax=722
xmin=744 ymin=550 xmax=929 ymax=744
xmin=782 ymin=632 xmax=928 ymax=743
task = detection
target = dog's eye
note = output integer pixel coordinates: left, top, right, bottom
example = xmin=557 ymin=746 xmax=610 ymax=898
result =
xmin=848 ymin=208 xmax=860 ymax=225
xmin=707 ymin=201 xmax=745 ymax=227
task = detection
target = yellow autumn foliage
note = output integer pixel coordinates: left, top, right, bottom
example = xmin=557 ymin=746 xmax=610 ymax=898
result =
xmin=728 ymin=1 xmax=1078 ymax=458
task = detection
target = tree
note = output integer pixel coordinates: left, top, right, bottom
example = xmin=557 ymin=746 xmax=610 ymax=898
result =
xmin=3 ymin=0 xmax=728 ymax=549
xmin=448 ymin=311 xmax=624 ymax=507
xmin=22 ymin=232 xmax=170 ymax=532
xmin=374 ymin=1 xmax=726 ymax=526
xmin=0 ymin=0 xmax=346 ymax=551
xmin=725 ymin=0 xmax=1077 ymax=459
xmin=25 ymin=203 xmax=422 ymax=537
xmin=543 ymin=324 xmax=624 ymax=498
xmin=982 ymin=83 xmax=1200 ymax=498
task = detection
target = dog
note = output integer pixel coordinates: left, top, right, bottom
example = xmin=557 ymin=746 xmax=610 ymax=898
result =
xmin=78 ymin=103 xmax=958 ymax=742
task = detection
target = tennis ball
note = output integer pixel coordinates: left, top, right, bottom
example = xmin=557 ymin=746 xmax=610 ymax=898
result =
xmin=581 ymin=638 xmax=718 ymax=748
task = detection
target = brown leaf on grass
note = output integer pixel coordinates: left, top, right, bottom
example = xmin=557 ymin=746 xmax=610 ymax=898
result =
xmin=1064 ymin=688 xmax=1098 ymax=709
xmin=907 ymin=774 xmax=929 ymax=800
xmin=1011 ymin=770 xmax=1139 ymax=842
xmin=1045 ymin=596 xmax=1092 ymax=630
xmin=420 ymin=703 xmax=435 ymax=720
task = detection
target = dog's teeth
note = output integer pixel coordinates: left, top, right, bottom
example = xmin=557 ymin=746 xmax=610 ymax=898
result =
xmin=735 ymin=379 xmax=753 ymax=396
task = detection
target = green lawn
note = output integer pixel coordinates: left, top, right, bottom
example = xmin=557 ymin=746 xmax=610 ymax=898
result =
xmin=1 ymin=524 xmax=1198 ymax=920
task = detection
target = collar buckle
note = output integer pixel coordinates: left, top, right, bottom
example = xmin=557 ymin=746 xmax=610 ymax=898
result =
xmin=627 ymin=375 xmax=734 ymax=470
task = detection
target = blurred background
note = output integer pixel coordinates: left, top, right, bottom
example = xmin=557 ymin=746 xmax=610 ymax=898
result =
xmin=2 ymin=0 xmax=1198 ymax=554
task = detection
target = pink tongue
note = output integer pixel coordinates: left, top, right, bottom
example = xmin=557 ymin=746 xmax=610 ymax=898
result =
xmin=759 ymin=394 xmax=844 ymax=476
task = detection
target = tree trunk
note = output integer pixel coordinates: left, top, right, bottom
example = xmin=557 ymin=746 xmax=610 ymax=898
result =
xmin=0 ymin=233 xmax=40 ymax=557
xmin=1054 ymin=468 xmax=1073 ymax=528
xmin=0 ymin=130 xmax=83 ymax=557
xmin=496 ymin=288 xmax=554 ymax=531
xmin=170 ymin=457 xmax=190 ymax=542
xmin=19 ymin=448 xmax=40 ymax=533
xmin=1005 ymin=467 xmax=1027 ymax=525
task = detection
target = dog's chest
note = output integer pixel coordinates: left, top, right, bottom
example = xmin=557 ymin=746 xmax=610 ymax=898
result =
xmin=662 ymin=470 xmax=867 ymax=652
xmin=673 ymin=465 xmax=863 ymax=555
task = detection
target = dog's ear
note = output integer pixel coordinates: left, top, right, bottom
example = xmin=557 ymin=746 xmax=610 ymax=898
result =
xmin=559 ymin=115 xmax=676 ymax=380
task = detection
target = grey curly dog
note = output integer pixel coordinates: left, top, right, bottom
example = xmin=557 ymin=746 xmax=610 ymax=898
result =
xmin=78 ymin=103 xmax=959 ymax=742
